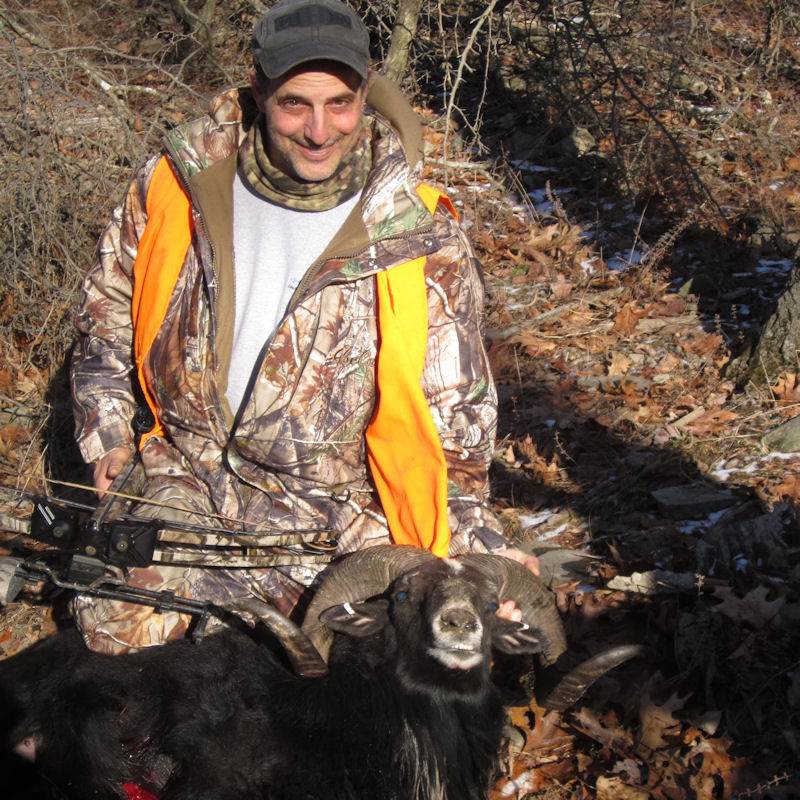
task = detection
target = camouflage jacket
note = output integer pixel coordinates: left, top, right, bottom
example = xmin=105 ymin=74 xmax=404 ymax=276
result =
xmin=71 ymin=76 xmax=511 ymax=564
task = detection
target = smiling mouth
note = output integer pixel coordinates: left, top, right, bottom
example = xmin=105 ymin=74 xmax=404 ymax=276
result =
xmin=298 ymin=143 xmax=336 ymax=161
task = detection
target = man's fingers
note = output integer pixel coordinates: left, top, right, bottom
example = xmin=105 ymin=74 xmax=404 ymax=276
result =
xmin=93 ymin=448 xmax=131 ymax=493
xmin=495 ymin=547 xmax=541 ymax=577
xmin=496 ymin=600 xmax=523 ymax=622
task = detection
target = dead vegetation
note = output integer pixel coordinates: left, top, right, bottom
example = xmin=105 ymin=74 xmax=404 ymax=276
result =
xmin=1 ymin=1 xmax=800 ymax=797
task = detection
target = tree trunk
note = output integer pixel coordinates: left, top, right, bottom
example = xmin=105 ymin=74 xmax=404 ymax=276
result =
xmin=382 ymin=0 xmax=425 ymax=83
xmin=736 ymin=262 xmax=800 ymax=384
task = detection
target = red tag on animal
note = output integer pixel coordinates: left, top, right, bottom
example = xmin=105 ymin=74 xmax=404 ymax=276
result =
xmin=123 ymin=783 xmax=159 ymax=800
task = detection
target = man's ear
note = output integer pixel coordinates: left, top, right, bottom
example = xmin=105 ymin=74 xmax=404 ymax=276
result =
xmin=490 ymin=618 xmax=543 ymax=656
xmin=249 ymin=68 xmax=265 ymax=107
xmin=319 ymin=599 xmax=389 ymax=638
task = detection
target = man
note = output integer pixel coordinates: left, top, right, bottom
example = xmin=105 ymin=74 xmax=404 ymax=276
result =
xmin=71 ymin=0 xmax=536 ymax=654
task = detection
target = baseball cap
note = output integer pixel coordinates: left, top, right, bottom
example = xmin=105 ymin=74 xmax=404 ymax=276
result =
xmin=252 ymin=0 xmax=370 ymax=81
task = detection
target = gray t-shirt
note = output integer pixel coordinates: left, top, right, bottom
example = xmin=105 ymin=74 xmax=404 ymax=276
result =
xmin=227 ymin=171 xmax=361 ymax=413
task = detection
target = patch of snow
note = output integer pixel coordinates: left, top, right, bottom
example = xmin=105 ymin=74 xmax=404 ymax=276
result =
xmin=607 ymin=249 xmax=645 ymax=271
xmin=711 ymin=451 xmax=800 ymax=482
xmin=694 ymin=105 xmax=716 ymax=114
xmin=518 ymin=511 xmax=553 ymax=528
xmin=734 ymin=555 xmax=749 ymax=572
xmin=445 ymin=186 xmax=458 ymax=195
xmin=679 ymin=509 xmax=728 ymax=535
xmin=509 ymin=160 xmax=557 ymax=173
xmin=757 ymin=259 xmax=793 ymax=273
xmin=545 ymin=419 xmax=557 ymax=428
xmin=680 ymin=520 xmax=705 ymax=534
xmin=769 ymin=181 xmax=784 ymax=191
xmin=580 ymin=257 xmax=599 ymax=275
xmin=706 ymin=509 xmax=728 ymax=526
xmin=528 ymin=187 xmax=576 ymax=203
xmin=454 ymin=199 xmax=464 ymax=207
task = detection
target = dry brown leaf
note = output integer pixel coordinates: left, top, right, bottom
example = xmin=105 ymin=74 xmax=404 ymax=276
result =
xmin=682 ymin=333 xmax=724 ymax=357
xmin=596 ymin=776 xmax=651 ymax=800
xmin=652 ymin=296 xmax=687 ymax=317
xmin=683 ymin=736 xmax=745 ymax=798
xmin=572 ymin=707 xmax=635 ymax=754
xmin=711 ymin=585 xmax=785 ymax=627
xmin=612 ymin=303 xmax=647 ymax=335
xmin=682 ymin=409 xmax=738 ymax=435
xmin=638 ymin=678 xmax=688 ymax=749
xmin=785 ymin=155 xmax=800 ymax=172
xmin=772 ymin=475 xmax=800 ymax=501
xmin=654 ymin=353 xmax=681 ymax=374
xmin=550 ymin=276 xmax=574 ymax=301
xmin=772 ymin=373 xmax=800 ymax=404
xmin=607 ymin=351 xmax=632 ymax=376
xmin=509 ymin=331 xmax=558 ymax=356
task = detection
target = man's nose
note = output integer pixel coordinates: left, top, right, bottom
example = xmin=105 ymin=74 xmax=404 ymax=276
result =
xmin=305 ymin=108 xmax=329 ymax=146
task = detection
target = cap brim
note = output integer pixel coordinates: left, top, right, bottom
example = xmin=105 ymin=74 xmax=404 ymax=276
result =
xmin=257 ymin=41 xmax=368 ymax=81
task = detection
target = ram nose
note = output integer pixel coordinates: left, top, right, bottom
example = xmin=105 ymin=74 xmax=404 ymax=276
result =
xmin=439 ymin=606 xmax=480 ymax=634
xmin=433 ymin=604 xmax=484 ymax=651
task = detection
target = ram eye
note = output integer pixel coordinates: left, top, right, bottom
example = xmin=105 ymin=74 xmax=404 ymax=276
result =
xmin=486 ymin=601 xmax=499 ymax=613
xmin=395 ymin=590 xmax=409 ymax=602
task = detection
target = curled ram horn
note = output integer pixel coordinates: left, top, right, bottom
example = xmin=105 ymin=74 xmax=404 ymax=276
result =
xmin=220 ymin=597 xmax=329 ymax=679
xmin=302 ymin=545 xmax=435 ymax=660
xmin=455 ymin=553 xmax=568 ymax=666
xmin=537 ymin=644 xmax=647 ymax=711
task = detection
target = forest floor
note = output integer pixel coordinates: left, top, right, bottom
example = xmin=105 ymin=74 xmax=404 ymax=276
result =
xmin=1 ymin=1 xmax=799 ymax=798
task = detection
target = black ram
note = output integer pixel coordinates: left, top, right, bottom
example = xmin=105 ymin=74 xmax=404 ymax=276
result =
xmin=1 ymin=545 xmax=639 ymax=799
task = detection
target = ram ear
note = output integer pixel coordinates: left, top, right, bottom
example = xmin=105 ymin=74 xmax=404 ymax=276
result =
xmin=319 ymin=599 xmax=390 ymax=638
xmin=491 ymin=618 xmax=544 ymax=656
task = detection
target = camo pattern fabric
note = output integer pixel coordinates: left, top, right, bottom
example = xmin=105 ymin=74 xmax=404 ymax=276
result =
xmin=71 ymin=80 xmax=510 ymax=652
xmin=72 ymin=476 xmax=308 ymax=654
xmin=239 ymin=114 xmax=373 ymax=210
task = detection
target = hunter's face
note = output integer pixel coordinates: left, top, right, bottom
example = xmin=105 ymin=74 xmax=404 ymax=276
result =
xmin=254 ymin=61 xmax=366 ymax=183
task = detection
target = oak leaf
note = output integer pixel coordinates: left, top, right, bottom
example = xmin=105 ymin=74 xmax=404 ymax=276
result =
xmin=607 ymin=351 xmax=632 ymax=376
xmin=711 ymin=585 xmax=785 ymax=627
xmin=612 ymin=303 xmax=647 ymax=335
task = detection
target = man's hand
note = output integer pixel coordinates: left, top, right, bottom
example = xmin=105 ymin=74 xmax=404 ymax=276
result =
xmin=93 ymin=447 xmax=131 ymax=493
xmin=494 ymin=547 xmax=540 ymax=622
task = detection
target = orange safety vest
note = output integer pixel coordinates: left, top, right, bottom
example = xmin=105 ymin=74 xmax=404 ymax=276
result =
xmin=132 ymin=156 xmax=456 ymax=558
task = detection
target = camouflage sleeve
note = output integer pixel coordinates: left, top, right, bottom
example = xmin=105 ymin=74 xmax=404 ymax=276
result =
xmin=71 ymin=155 xmax=161 ymax=464
xmin=422 ymin=213 xmax=512 ymax=557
